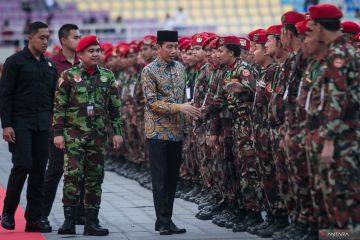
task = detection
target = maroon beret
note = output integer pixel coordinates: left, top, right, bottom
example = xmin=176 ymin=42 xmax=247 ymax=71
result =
xmin=341 ymin=21 xmax=360 ymax=34
xmin=281 ymin=11 xmax=305 ymax=26
xmin=266 ymin=25 xmax=282 ymax=37
xmin=218 ymin=36 xmax=240 ymax=46
xmin=248 ymin=29 xmax=266 ymax=41
xmin=76 ymin=35 xmax=100 ymax=52
xmin=309 ymin=4 xmax=343 ymax=20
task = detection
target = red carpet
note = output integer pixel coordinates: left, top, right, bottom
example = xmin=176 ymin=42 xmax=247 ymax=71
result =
xmin=0 ymin=186 xmax=45 ymax=240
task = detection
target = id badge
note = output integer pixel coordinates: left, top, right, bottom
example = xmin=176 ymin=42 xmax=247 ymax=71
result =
xmin=87 ymin=104 xmax=94 ymax=117
xmin=186 ymin=87 xmax=191 ymax=100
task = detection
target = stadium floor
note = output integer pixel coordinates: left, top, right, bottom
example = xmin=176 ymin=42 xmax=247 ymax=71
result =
xmin=0 ymin=129 xmax=263 ymax=240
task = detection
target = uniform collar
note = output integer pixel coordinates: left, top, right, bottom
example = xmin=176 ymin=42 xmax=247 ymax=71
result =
xmin=23 ymin=46 xmax=45 ymax=61
xmin=80 ymin=63 xmax=100 ymax=75
xmin=54 ymin=50 xmax=80 ymax=64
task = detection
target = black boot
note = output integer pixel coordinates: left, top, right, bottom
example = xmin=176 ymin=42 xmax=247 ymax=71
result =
xmin=257 ymin=215 xmax=289 ymax=238
xmin=1 ymin=212 xmax=15 ymax=230
xmin=83 ymin=209 xmax=109 ymax=236
xmin=76 ymin=203 xmax=85 ymax=225
xmin=247 ymin=213 xmax=274 ymax=234
xmin=58 ymin=207 xmax=76 ymax=235
xmin=232 ymin=210 xmax=263 ymax=232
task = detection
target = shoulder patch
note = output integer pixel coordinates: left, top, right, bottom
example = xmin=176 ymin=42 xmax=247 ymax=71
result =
xmin=74 ymin=75 xmax=82 ymax=82
xmin=242 ymin=69 xmax=250 ymax=77
xmin=332 ymin=58 xmax=345 ymax=68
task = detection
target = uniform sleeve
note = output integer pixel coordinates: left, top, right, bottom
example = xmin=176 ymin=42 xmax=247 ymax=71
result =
xmin=108 ymin=72 xmax=122 ymax=136
xmin=0 ymin=57 xmax=18 ymax=128
xmin=53 ymin=71 xmax=70 ymax=136
xmin=323 ymin=53 xmax=359 ymax=139
xmin=141 ymin=67 xmax=180 ymax=115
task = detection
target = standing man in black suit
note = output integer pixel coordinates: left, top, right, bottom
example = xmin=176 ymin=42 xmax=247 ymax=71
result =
xmin=0 ymin=21 xmax=57 ymax=233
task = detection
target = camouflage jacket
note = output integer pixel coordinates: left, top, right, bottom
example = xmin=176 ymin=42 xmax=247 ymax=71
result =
xmin=193 ymin=62 xmax=210 ymax=127
xmin=208 ymin=64 xmax=228 ymax=136
xmin=53 ymin=64 xmax=122 ymax=136
xmin=295 ymin=58 xmax=316 ymax=127
xmin=267 ymin=55 xmax=292 ymax=128
xmin=226 ymin=59 xmax=255 ymax=123
xmin=252 ymin=63 xmax=278 ymax=126
xmin=283 ymin=50 xmax=307 ymax=130
xmin=321 ymin=35 xmax=360 ymax=139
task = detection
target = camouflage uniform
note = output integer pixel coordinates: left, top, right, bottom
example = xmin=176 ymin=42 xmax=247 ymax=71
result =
xmin=53 ymin=65 xmax=122 ymax=209
xmin=226 ymin=59 xmax=260 ymax=212
xmin=120 ymin=67 xmax=139 ymax=163
xmin=209 ymin=64 xmax=235 ymax=202
xmin=133 ymin=65 xmax=148 ymax=164
xmin=203 ymin=65 xmax=227 ymax=196
xmin=192 ymin=62 xmax=211 ymax=187
xmin=200 ymin=64 xmax=220 ymax=190
xmin=292 ymin=58 xmax=317 ymax=226
xmin=283 ymin=50 xmax=311 ymax=224
xmin=267 ymin=62 xmax=289 ymax=217
xmin=252 ymin=63 xmax=278 ymax=214
xmin=304 ymin=58 xmax=332 ymax=229
xmin=180 ymin=66 xmax=198 ymax=182
xmin=320 ymin=36 xmax=360 ymax=230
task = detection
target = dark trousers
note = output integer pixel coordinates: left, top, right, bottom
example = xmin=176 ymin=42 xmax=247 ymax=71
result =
xmin=3 ymin=127 xmax=49 ymax=222
xmin=42 ymin=131 xmax=85 ymax=217
xmin=147 ymin=139 xmax=183 ymax=227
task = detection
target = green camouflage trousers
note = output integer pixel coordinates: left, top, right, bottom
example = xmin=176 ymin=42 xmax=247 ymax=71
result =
xmin=63 ymin=129 xmax=106 ymax=209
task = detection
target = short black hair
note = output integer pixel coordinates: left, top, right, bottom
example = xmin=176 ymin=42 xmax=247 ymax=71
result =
xmin=29 ymin=21 xmax=48 ymax=35
xmin=225 ymin=44 xmax=241 ymax=57
xmin=58 ymin=24 xmax=79 ymax=43
xmin=283 ymin=24 xmax=299 ymax=37
xmin=316 ymin=19 xmax=341 ymax=32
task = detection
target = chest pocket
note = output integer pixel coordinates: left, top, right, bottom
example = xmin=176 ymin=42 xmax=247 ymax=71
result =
xmin=95 ymin=82 xmax=111 ymax=104
xmin=71 ymin=82 xmax=88 ymax=104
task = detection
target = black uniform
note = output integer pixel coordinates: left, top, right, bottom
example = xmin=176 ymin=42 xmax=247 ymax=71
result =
xmin=0 ymin=46 xmax=57 ymax=223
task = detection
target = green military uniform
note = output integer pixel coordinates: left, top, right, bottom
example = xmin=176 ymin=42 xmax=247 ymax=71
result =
xmin=53 ymin=64 xmax=122 ymax=209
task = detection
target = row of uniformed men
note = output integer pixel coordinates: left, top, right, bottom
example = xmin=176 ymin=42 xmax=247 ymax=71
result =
xmin=99 ymin=4 xmax=360 ymax=240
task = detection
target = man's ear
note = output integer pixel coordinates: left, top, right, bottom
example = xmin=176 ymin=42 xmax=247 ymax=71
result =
xmin=60 ymin=37 xmax=66 ymax=46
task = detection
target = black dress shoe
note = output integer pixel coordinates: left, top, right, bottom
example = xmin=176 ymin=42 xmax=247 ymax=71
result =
xmin=1 ymin=213 xmax=15 ymax=230
xmin=159 ymin=226 xmax=172 ymax=235
xmin=169 ymin=221 xmax=186 ymax=234
xmin=25 ymin=219 xmax=52 ymax=233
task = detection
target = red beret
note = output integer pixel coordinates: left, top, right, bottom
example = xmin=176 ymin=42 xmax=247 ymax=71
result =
xmin=104 ymin=48 xmax=117 ymax=62
xmin=139 ymin=35 xmax=157 ymax=47
xmin=309 ymin=4 xmax=342 ymax=20
xmin=281 ymin=11 xmax=305 ymax=26
xmin=76 ymin=35 xmax=100 ymax=52
xmin=248 ymin=29 xmax=266 ymax=41
xmin=341 ymin=21 xmax=360 ymax=34
xmin=129 ymin=39 xmax=140 ymax=47
xmin=179 ymin=40 xmax=191 ymax=51
xmin=116 ymin=43 xmax=130 ymax=57
xmin=178 ymin=36 xmax=191 ymax=44
xmin=125 ymin=45 xmax=138 ymax=55
xmin=202 ymin=35 xmax=217 ymax=49
xmin=266 ymin=25 xmax=282 ymax=37
xmin=238 ymin=37 xmax=250 ymax=50
xmin=295 ymin=19 xmax=311 ymax=35
xmin=191 ymin=33 xmax=209 ymax=46
xmin=99 ymin=42 xmax=113 ymax=52
xmin=218 ymin=35 xmax=240 ymax=46
xmin=253 ymin=32 xmax=267 ymax=44
xmin=355 ymin=32 xmax=360 ymax=42
xmin=208 ymin=37 xmax=219 ymax=49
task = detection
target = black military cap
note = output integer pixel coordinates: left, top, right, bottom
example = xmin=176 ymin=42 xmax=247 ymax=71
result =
xmin=157 ymin=30 xmax=178 ymax=42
